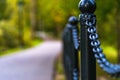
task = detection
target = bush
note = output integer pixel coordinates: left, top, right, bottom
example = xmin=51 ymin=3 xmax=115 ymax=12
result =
xmin=0 ymin=21 xmax=19 ymax=49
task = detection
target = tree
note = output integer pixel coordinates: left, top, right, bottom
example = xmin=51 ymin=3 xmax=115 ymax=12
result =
xmin=30 ymin=0 xmax=38 ymax=39
xmin=116 ymin=0 xmax=120 ymax=63
xmin=0 ymin=0 xmax=7 ymax=20
xmin=17 ymin=0 xmax=25 ymax=46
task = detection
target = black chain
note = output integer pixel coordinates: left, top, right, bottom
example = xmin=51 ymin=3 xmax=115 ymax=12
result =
xmin=72 ymin=25 xmax=80 ymax=50
xmin=85 ymin=14 xmax=120 ymax=77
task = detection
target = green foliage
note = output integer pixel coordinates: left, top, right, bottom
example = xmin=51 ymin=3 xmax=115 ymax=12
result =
xmin=0 ymin=0 xmax=7 ymax=19
xmin=0 ymin=0 xmax=42 ymax=53
xmin=37 ymin=0 xmax=80 ymax=36
xmin=0 ymin=21 xmax=19 ymax=49
xmin=0 ymin=0 xmax=120 ymax=79
xmin=0 ymin=0 xmax=119 ymax=55
xmin=94 ymin=0 xmax=119 ymax=48
xmin=37 ymin=0 xmax=119 ymax=45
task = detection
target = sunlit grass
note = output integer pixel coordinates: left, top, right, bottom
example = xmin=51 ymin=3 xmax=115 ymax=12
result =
xmin=54 ymin=54 xmax=65 ymax=80
xmin=104 ymin=46 xmax=117 ymax=58
xmin=101 ymin=44 xmax=117 ymax=63
xmin=30 ymin=39 xmax=42 ymax=46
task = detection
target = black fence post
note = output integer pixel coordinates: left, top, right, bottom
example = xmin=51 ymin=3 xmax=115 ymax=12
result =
xmin=78 ymin=0 xmax=96 ymax=80
xmin=62 ymin=16 xmax=79 ymax=80
xmin=63 ymin=0 xmax=120 ymax=79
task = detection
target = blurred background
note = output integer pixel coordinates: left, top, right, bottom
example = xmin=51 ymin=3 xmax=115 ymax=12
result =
xmin=0 ymin=0 xmax=120 ymax=80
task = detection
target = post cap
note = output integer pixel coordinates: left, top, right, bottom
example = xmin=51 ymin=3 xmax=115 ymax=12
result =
xmin=68 ymin=16 xmax=78 ymax=25
xmin=78 ymin=0 xmax=96 ymax=13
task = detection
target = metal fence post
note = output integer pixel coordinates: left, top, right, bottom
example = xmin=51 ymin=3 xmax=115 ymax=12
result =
xmin=78 ymin=0 xmax=96 ymax=80
xmin=63 ymin=0 xmax=120 ymax=79
xmin=62 ymin=16 xmax=79 ymax=80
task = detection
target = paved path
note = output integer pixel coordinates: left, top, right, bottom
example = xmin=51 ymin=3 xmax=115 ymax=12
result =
xmin=0 ymin=41 xmax=62 ymax=80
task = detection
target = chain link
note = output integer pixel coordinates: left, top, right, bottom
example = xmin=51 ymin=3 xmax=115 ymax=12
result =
xmin=85 ymin=14 xmax=120 ymax=77
xmin=72 ymin=26 xmax=80 ymax=50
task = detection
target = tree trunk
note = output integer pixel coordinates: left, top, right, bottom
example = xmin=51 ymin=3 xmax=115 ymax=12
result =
xmin=117 ymin=18 xmax=120 ymax=63
xmin=18 ymin=1 xmax=24 ymax=47
xmin=116 ymin=0 xmax=120 ymax=63
xmin=0 ymin=0 xmax=7 ymax=20
xmin=30 ymin=0 xmax=37 ymax=39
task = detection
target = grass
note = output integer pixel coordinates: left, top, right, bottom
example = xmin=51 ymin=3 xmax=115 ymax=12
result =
xmin=54 ymin=54 xmax=65 ymax=80
xmin=54 ymin=45 xmax=119 ymax=80
xmin=0 ymin=39 xmax=43 ymax=56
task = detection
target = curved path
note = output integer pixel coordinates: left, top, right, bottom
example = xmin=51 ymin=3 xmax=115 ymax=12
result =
xmin=0 ymin=41 xmax=62 ymax=80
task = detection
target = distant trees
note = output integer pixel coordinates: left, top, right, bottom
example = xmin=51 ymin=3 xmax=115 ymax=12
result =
xmin=96 ymin=0 xmax=120 ymax=63
xmin=0 ymin=0 xmax=120 ymax=51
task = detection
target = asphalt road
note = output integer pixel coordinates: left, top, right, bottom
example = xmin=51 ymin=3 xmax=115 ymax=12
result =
xmin=0 ymin=41 xmax=62 ymax=80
